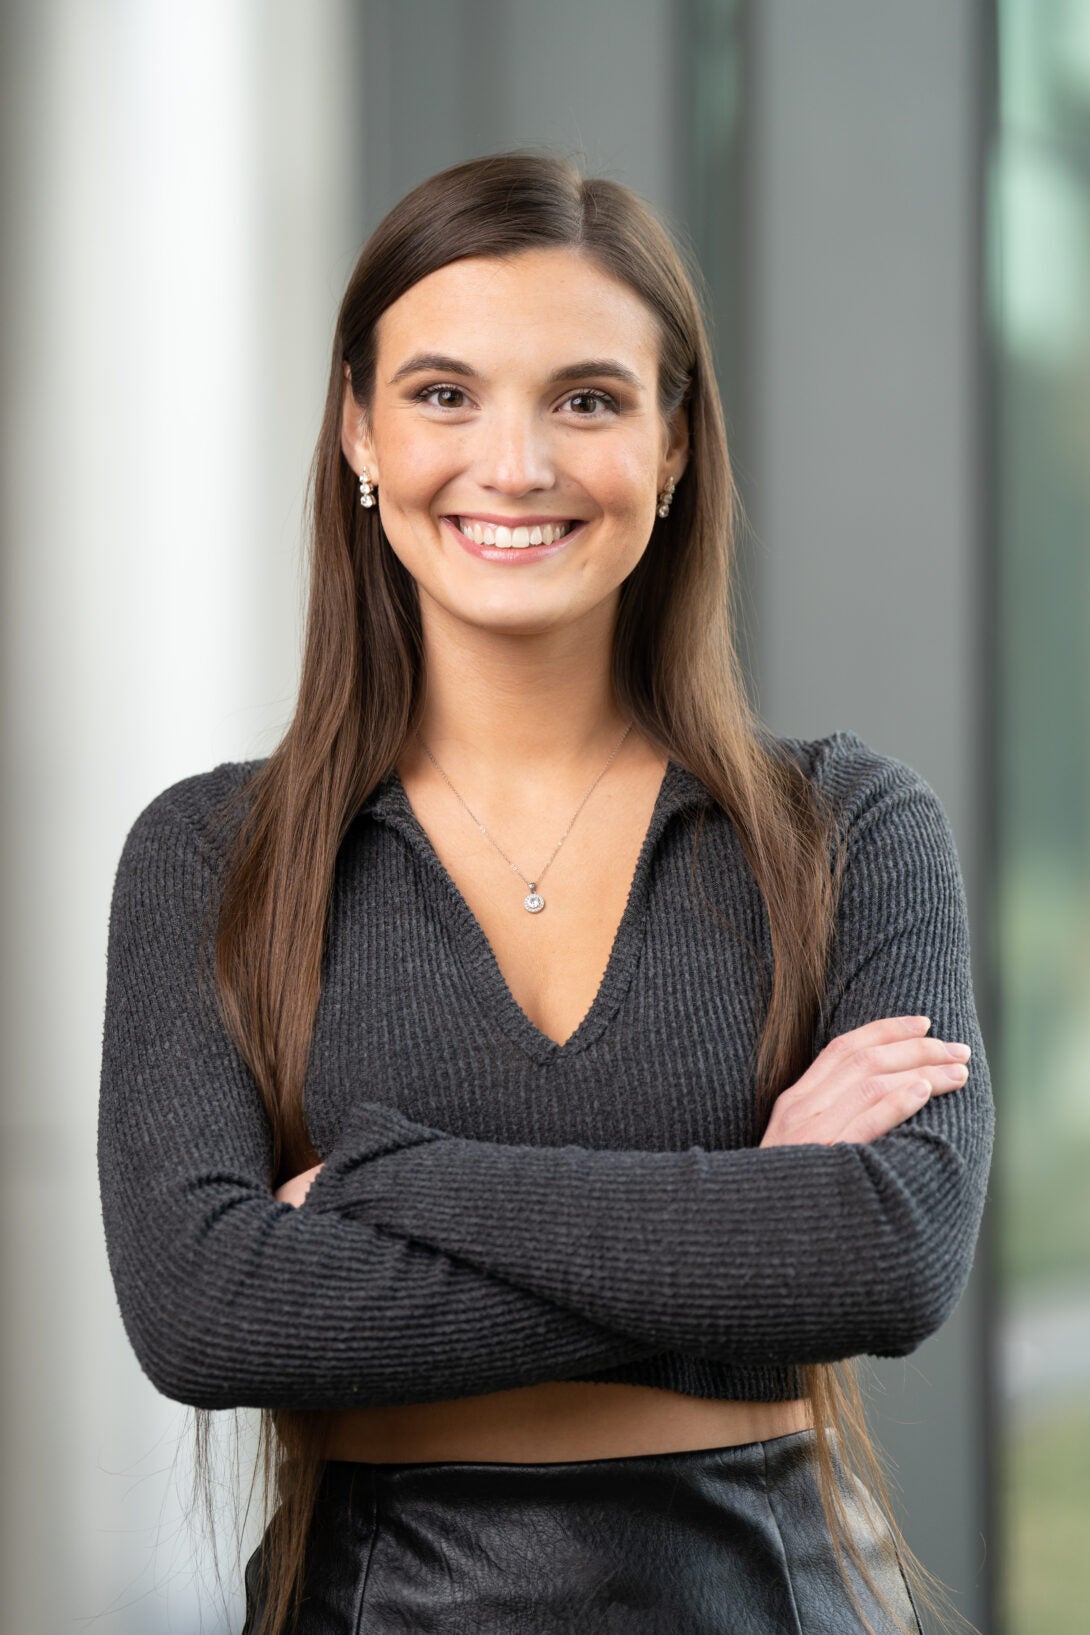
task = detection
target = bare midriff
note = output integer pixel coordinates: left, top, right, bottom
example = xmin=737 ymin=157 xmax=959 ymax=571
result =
xmin=321 ymin=1382 xmax=815 ymax=1464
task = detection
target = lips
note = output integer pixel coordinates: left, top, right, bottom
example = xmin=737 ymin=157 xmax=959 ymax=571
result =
xmin=450 ymin=516 xmax=576 ymax=550
xmin=441 ymin=513 xmax=585 ymax=563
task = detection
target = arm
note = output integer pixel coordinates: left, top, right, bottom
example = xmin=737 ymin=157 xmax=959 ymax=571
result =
xmin=303 ymin=739 xmax=995 ymax=1368
xmin=96 ymin=784 xmax=662 ymax=1412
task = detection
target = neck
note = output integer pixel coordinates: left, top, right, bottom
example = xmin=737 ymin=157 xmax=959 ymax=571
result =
xmin=407 ymin=600 xmax=635 ymax=797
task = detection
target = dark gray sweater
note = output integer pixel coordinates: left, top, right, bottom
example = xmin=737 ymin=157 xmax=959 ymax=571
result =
xmin=97 ymin=730 xmax=994 ymax=1412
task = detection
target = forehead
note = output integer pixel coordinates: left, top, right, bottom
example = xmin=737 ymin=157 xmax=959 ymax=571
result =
xmin=374 ymin=248 xmax=661 ymax=375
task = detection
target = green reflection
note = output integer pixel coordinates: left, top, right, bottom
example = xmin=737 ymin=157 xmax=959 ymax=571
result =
xmin=1003 ymin=1395 xmax=1090 ymax=1635
xmin=996 ymin=1 xmax=1090 ymax=1630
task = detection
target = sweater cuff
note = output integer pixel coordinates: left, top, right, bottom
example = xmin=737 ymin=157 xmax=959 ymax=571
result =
xmin=302 ymin=1100 xmax=441 ymax=1215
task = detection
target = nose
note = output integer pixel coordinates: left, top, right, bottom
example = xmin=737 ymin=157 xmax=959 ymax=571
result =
xmin=473 ymin=403 xmax=556 ymax=495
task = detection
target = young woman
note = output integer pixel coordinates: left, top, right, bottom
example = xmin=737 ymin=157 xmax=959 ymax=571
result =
xmin=98 ymin=151 xmax=993 ymax=1635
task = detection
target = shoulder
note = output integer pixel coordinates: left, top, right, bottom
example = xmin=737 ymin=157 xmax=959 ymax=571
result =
xmin=768 ymin=727 xmax=957 ymax=859
xmin=118 ymin=756 xmax=268 ymax=877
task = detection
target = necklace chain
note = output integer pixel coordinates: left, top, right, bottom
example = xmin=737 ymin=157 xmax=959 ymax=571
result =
xmin=414 ymin=721 xmax=634 ymax=913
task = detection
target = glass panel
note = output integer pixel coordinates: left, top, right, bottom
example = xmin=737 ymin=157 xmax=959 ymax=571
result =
xmin=993 ymin=3 xmax=1090 ymax=1631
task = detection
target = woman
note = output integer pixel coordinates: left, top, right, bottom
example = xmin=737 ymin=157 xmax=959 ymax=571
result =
xmin=97 ymin=151 xmax=993 ymax=1635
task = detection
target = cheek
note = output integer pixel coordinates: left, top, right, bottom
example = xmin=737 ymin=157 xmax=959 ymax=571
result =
xmin=382 ymin=439 xmax=462 ymax=502
xmin=589 ymin=448 xmax=657 ymax=524
xmin=369 ymin=404 xmax=463 ymax=494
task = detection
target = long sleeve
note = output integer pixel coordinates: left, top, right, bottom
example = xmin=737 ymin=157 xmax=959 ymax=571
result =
xmin=96 ymin=784 xmax=664 ymax=1411
xmin=302 ymin=740 xmax=995 ymax=1369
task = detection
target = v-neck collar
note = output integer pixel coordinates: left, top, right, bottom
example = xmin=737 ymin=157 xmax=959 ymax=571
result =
xmin=359 ymin=757 xmax=714 ymax=1066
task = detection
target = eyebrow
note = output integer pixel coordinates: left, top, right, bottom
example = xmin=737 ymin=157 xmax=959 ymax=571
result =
xmin=387 ymin=352 xmax=645 ymax=391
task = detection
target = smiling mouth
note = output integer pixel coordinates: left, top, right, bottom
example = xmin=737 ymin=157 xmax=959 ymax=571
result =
xmin=449 ymin=517 xmax=577 ymax=549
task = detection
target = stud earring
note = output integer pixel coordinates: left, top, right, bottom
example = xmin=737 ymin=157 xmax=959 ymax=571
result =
xmin=359 ymin=467 xmax=377 ymax=508
xmin=656 ymin=475 xmax=677 ymax=518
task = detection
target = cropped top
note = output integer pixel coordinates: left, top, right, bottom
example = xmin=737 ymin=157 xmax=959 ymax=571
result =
xmin=96 ymin=729 xmax=995 ymax=1412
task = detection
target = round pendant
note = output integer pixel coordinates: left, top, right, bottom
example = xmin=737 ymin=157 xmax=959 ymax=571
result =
xmin=523 ymin=890 xmax=545 ymax=914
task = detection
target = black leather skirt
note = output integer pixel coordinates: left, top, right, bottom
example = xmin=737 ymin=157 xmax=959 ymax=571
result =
xmin=241 ymin=1427 xmax=925 ymax=1634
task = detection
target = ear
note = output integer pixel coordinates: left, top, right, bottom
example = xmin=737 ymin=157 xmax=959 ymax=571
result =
xmin=661 ymin=396 xmax=690 ymax=488
xmin=340 ymin=362 xmax=378 ymax=479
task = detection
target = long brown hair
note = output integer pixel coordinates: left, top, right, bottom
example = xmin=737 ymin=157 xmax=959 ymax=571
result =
xmin=188 ymin=149 xmax=976 ymax=1635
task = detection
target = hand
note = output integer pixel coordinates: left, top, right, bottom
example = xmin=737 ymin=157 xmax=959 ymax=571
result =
xmin=274 ymin=1162 xmax=324 ymax=1207
xmin=758 ymin=1015 xmax=971 ymax=1149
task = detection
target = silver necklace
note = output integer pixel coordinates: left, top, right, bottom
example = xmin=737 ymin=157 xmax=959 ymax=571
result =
xmin=414 ymin=721 xmax=634 ymax=913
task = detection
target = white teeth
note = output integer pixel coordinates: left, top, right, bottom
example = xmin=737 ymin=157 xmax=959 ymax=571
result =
xmin=456 ymin=518 xmax=573 ymax=548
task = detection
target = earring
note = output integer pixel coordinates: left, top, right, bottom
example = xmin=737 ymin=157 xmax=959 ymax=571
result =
xmin=359 ymin=467 xmax=377 ymax=508
xmin=656 ymin=475 xmax=677 ymax=518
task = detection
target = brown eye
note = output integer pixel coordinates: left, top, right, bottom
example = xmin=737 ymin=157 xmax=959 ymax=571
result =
xmin=414 ymin=384 xmax=469 ymax=410
xmin=567 ymin=389 xmax=619 ymax=416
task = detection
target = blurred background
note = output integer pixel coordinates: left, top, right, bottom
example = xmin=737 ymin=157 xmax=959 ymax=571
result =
xmin=1 ymin=1 xmax=1086 ymax=1630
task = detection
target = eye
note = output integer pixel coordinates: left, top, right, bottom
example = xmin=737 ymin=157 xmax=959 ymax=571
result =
xmin=412 ymin=383 xmax=470 ymax=410
xmin=409 ymin=382 xmax=621 ymax=416
xmin=565 ymin=389 xmax=620 ymax=417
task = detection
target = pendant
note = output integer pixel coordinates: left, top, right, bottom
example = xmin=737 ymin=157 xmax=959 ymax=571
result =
xmin=523 ymin=885 xmax=545 ymax=913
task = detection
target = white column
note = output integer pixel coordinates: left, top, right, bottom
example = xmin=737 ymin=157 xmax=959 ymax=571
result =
xmin=0 ymin=4 xmax=363 ymax=1630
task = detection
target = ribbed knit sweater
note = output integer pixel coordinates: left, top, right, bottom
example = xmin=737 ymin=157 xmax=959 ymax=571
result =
xmin=96 ymin=729 xmax=994 ymax=1412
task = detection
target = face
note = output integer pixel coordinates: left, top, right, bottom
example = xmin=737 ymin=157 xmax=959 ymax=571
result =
xmin=340 ymin=246 xmax=688 ymax=636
